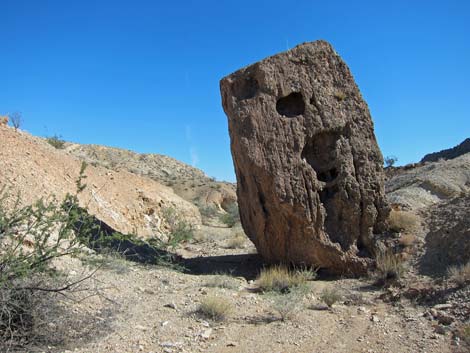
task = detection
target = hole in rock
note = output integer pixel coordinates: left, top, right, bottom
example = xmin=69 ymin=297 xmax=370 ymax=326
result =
xmin=276 ymin=92 xmax=305 ymax=117
xmin=301 ymin=131 xmax=341 ymax=186
xmin=317 ymin=168 xmax=339 ymax=183
xmin=232 ymin=76 xmax=259 ymax=100
xmin=319 ymin=185 xmax=339 ymax=205
xmin=356 ymin=238 xmax=371 ymax=258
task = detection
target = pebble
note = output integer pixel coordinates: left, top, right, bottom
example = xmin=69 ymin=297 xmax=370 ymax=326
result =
xmin=433 ymin=303 xmax=453 ymax=310
xmin=200 ymin=328 xmax=213 ymax=339
xmin=164 ymin=302 xmax=178 ymax=310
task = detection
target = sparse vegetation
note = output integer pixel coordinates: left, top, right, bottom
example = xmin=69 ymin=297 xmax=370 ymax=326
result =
xmin=333 ymin=90 xmax=346 ymax=101
xmin=46 ymin=134 xmax=66 ymax=149
xmin=0 ymin=163 xmax=99 ymax=349
xmin=9 ymin=112 xmax=22 ymax=131
xmin=447 ymin=262 xmax=470 ymax=287
xmin=388 ymin=210 xmax=419 ymax=233
xmin=219 ymin=203 xmax=240 ymax=228
xmin=268 ymin=286 xmax=307 ymax=321
xmin=320 ymin=287 xmax=342 ymax=308
xmin=375 ymin=250 xmax=406 ymax=285
xmin=225 ymin=231 xmax=246 ymax=249
xmin=161 ymin=206 xmax=194 ymax=249
xmin=204 ymin=273 xmax=238 ymax=290
xmin=256 ymin=265 xmax=311 ymax=293
xmin=198 ymin=204 xmax=219 ymax=222
xmin=197 ymin=295 xmax=232 ymax=321
xmin=384 ymin=155 xmax=398 ymax=168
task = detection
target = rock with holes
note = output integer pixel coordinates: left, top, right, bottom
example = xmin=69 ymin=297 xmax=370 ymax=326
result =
xmin=220 ymin=40 xmax=389 ymax=275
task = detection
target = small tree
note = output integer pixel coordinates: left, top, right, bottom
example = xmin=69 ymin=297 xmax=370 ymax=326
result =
xmin=9 ymin=112 xmax=22 ymax=131
xmin=384 ymin=155 xmax=398 ymax=168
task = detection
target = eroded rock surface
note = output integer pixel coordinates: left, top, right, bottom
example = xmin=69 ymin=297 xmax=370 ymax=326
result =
xmin=220 ymin=40 xmax=389 ymax=275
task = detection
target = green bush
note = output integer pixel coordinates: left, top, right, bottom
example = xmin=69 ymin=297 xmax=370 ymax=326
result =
xmin=199 ymin=204 xmax=219 ymax=220
xmin=384 ymin=155 xmax=398 ymax=168
xmin=160 ymin=206 xmax=193 ymax=249
xmin=0 ymin=163 xmax=99 ymax=348
xmin=219 ymin=203 xmax=240 ymax=228
xmin=46 ymin=134 xmax=65 ymax=149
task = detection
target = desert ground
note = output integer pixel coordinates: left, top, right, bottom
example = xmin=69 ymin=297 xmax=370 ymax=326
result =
xmin=0 ymin=123 xmax=469 ymax=353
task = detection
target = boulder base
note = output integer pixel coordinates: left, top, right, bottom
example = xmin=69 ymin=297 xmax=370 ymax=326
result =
xmin=220 ymin=40 xmax=389 ymax=275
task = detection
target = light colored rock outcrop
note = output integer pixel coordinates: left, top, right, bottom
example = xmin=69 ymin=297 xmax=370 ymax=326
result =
xmin=220 ymin=40 xmax=389 ymax=275
xmin=0 ymin=125 xmax=201 ymax=238
xmin=386 ymin=153 xmax=470 ymax=210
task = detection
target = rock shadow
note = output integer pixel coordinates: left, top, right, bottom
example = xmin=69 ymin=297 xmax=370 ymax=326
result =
xmin=182 ymin=253 xmax=264 ymax=280
xmin=73 ymin=205 xmax=263 ymax=280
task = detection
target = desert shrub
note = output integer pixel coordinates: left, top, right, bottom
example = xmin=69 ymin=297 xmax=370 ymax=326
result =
xmin=197 ymin=295 xmax=232 ymax=321
xmin=219 ymin=203 xmax=240 ymax=228
xmin=256 ymin=266 xmax=310 ymax=293
xmin=388 ymin=210 xmax=419 ymax=233
xmin=46 ymin=134 xmax=65 ymax=149
xmin=268 ymin=286 xmax=308 ymax=321
xmin=384 ymin=155 xmax=398 ymax=168
xmin=198 ymin=204 xmax=219 ymax=221
xmin=295 ymin=266 xmax=318 ymax=282
xmin=375 ymin=250 xmax=406 ymax=285
xmin=225 ymin=232 xmax=246 ymax=249
xmin=447 ymin=262 xmax=470 ymax=287
xmin=9 ymin=112 xmax=22 ymax=131
xmin=0 ymin=163 xmax=99 ymax=349
xmin=204 ymin=273 xmax=238 ymax=290
xmin=333 ymin=90 xmax=346 ymax=101
xmin=160 ymin=206 xmax=194 ymax=249
xmin=320 ymin=287 xmax=342 ymax=308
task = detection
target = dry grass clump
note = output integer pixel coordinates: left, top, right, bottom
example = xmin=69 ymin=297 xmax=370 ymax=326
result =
xmin=268 ymin=287 xmax=307 ymax=321
xmin=375 ymin=250 xmax=406 ymax=285
xmin=320 ymin=287 xmax=342 ymax=308
xmin=447 ymin=262 xmax=470 ymax=287
xmin=204 ymin=273 xmax=238 ymax=290
xmin=388 ymin=210 xmax=420 ymax=233
xmin=225 ymin=232 xmax=246 ymax=249
xmin=256 ymin=265 xmax=313 ymax=293
xmin=197 ymin=295 xmax=232 ymax=321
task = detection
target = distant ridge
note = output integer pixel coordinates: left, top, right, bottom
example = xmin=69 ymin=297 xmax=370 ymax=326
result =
xmin=421 ymin=138 xmax=470 ymax=163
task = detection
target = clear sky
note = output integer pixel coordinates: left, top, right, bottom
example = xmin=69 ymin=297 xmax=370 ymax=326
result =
xmin=1 ymin=0 xmax=469 ymax=182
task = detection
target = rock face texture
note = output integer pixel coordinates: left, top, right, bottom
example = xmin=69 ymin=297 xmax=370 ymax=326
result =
xmin=420 ymin=195 xmax=470 ymax=275
xmin=220 ymin=40 xmax=389 ymax=275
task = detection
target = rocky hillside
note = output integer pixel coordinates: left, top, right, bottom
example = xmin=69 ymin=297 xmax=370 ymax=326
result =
xmin=421 ymin=137 xmax=470 ymax=163
xmin=386 ymin=145 xmax=470 ymax=273
xmin=386 ymin=153 xmax=470 ymax=210
xmin=0 ymin=124 xmax=201 ymax=238
xmin=65 ymin=143 xmax=237 ymax=212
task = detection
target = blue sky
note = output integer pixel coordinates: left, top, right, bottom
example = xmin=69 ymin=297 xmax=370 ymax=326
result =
xmin=1 ymin=0 xmax=469 ymax=182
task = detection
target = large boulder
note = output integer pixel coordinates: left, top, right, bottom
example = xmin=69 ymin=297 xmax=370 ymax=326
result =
xmin=220 ymin=40 xmax=389 ymax=275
